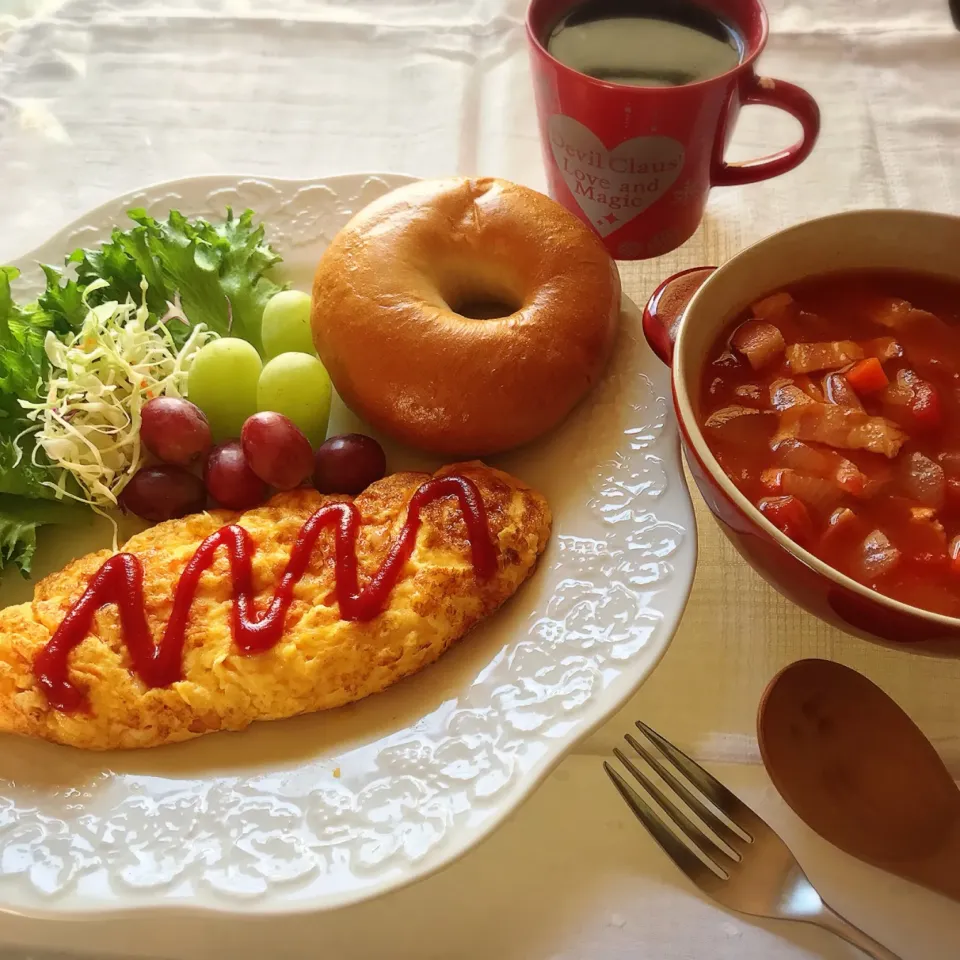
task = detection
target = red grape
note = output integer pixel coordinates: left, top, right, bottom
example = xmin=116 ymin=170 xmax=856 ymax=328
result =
xmin=241 ymin=412 xmax=313 ymax=490
xmin=120 ymin=465 xmax=206 ymax=522
xmin=140 ymin=397 xmax=212 ymax=466
xmin=205 ymin=440 xmax=268 ymax=509
xmin=313 ymin=434 xmax=386 ymax=495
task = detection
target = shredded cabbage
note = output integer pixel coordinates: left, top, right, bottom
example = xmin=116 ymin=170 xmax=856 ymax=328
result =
xmin=19 ymin=279 xmax=215 ymax=512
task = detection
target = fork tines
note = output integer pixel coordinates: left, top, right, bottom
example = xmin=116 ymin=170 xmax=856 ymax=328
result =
xmin=604 ymin=721 xmax=759 ymax=879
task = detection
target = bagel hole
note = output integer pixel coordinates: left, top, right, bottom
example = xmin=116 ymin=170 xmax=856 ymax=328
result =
xmin=453 ymin=297 xmax=522 ymax=320
xmin=438 ymin=261 xmax=524 ymax=321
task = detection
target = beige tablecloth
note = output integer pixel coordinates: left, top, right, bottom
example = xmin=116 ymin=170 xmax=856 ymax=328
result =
xmin=1 ymin=1 xmax=959 ymax=957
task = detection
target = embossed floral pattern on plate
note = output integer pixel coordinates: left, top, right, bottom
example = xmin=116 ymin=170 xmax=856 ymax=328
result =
xmin=0 ymin=174 xmax=696 ymax=917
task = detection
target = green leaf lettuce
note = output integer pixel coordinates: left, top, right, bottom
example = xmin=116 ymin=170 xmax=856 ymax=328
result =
xmin=41 ymin=208 xmax=283 ymax=352
xmin=0 ymin=269 xmax=86 ymax=575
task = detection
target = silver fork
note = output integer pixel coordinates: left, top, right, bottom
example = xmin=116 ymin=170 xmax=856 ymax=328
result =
xmin=605 ymin=721 xmax=902 ymax=960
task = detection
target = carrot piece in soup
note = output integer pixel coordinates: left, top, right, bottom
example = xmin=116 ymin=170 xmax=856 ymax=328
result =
xmin=730 ymin=321 xmax=785 ymax=371
xmin=846 ymin=357 xmax=889 ymax=394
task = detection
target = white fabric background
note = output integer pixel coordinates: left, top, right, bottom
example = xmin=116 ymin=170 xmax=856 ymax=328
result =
xmin=1 ymin=0 xmax=960 ymax=956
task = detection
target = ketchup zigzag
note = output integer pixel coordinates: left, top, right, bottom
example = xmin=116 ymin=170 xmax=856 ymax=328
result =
xmin=35 ymin=475 xmax=496 ymax=713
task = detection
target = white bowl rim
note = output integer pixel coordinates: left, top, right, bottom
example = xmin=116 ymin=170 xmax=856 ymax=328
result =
xmin=672 ymin=207 xmax=960 ymax=633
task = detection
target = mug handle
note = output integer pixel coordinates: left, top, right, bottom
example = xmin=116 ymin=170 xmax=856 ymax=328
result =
xmin=642 ymin=266 xmax=716 ymax=365
xmin=710 ymin=73 xmax=821 ymax=187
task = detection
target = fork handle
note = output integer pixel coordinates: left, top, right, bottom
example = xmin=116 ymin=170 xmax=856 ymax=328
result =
xmin=812 ymin=903 xmax=904 ymax=960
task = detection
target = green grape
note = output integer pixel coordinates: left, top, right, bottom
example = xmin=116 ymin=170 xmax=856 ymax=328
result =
xmin=187 ymin=338 xmax=262 ymax=441
xmin=261 ymin=290 xmax=316 ymax=358
xmin=257 ymin=353 xmax=332 ymax=447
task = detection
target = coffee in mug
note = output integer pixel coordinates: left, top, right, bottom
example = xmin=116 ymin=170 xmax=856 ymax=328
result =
xmin=546 ymin=0 xmax=744 ymax=88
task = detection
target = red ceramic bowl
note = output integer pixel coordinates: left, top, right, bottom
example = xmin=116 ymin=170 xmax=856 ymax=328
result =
xmin=643 ymin=209 xmax=960 ymax=655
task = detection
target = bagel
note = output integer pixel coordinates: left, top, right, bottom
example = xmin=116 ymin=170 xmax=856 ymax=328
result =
xmin=310 ymin=177 xmax=621 ymax=456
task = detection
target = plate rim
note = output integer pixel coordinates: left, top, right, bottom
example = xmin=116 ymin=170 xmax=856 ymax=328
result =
xmin=7 ymin=171 xmax=421 ymax=274
xmin=0 ymin=171 xmax=698 ymax=920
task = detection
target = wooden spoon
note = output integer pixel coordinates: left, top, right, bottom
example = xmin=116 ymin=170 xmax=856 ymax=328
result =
xmin=758 ymin=658 xmax=960 ymax=903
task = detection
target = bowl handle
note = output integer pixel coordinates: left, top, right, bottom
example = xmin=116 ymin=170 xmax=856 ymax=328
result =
xmin=642 ymin=267 xmax=716 ymax=365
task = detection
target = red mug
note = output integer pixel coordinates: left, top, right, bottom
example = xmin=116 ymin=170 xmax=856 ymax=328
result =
xmin=525 ymin=0 xmax=821 ymax=260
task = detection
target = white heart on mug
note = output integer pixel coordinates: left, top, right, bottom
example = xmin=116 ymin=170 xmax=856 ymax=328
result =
xmin=548 ymin=115 xmax=685 ymax=237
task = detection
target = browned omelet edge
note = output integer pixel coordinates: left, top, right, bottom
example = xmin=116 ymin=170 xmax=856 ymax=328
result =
xmin=0 ymin=461 xmax=551 ymax=750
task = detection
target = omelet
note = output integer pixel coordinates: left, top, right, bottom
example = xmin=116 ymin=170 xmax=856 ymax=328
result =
xmin=0 ymin=461 xmax=551 ymax=750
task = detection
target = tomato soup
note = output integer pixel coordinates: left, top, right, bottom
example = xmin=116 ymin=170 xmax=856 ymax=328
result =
xmin=699 ymin=270 xmax=960 ymax=617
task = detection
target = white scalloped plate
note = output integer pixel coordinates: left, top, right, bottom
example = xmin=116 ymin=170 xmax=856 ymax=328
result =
xmin=0 ymin=174 xmax=696 ymax=918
